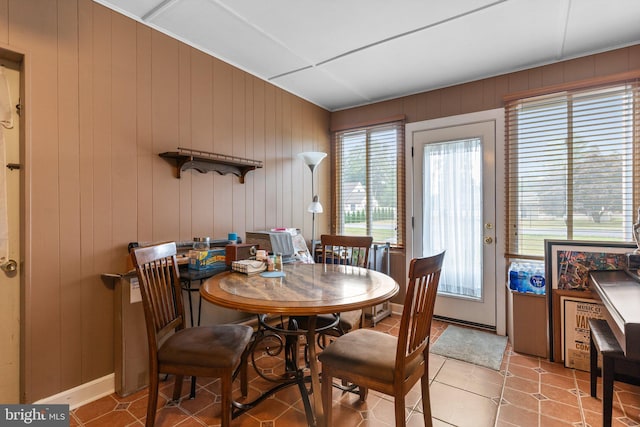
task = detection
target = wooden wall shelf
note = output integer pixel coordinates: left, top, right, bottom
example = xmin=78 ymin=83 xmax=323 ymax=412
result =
xmin=159 ymin=147 xmax=263 ymax=183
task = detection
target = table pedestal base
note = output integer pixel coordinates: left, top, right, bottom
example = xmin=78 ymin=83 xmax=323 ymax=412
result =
xmin=231 ymin=314 xmax=338 ymax=427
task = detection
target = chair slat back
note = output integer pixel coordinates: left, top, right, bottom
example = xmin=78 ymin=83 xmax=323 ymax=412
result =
xmin=395 ymin=251 xmax=446 ymax=373
xmin=131 ymin=242 xmax=185 ymax=349
xmin=319 ymin=234 xmax=373 ymax=267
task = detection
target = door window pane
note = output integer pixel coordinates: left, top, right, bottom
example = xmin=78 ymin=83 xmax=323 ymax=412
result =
xmin=423 ymin=138 xmax=483 ymax=299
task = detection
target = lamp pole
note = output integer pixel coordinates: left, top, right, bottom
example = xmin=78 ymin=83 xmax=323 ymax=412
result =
xmin=298 ymin=152 xmax=327 ymax=258
xmin=311 ymin=204 xmax=317 ymax=254
xmin=309 ymin=163 xmax=319 ymax=255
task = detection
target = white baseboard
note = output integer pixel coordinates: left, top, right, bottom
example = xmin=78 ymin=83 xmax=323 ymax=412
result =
xmin=34 ymin=373 xmax=115 ymax=410
xmin=390 ymin=302 xmax=403 ymax=315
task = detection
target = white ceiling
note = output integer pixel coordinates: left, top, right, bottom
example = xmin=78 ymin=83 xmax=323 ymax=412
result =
xmin=95 ymin=0 xmax=640 ymax=111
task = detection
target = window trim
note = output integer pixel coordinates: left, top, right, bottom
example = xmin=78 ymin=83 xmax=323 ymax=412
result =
xmin=504 ymin=76 xmax=640 ymax=259
xmin=331 ymin=117 xmax=406 ymax=249
xmin=503 ymin=70 xmax=640 ymax=103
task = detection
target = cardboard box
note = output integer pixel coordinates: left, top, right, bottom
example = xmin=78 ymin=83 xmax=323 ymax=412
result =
xmin=512 ymin=291 xmax=547 ymax=358
xmin=225 ymin=243 xmax=258 ymax=266
xmin=188 ymin=248 xmax=226 ymax=270
xmin=101 ymin=272 xmax=149 ymax=397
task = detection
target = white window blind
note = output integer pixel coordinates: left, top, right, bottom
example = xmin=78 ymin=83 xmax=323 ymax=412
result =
xmin=505 ymin=80 xmax=640 ymax=258
xmin=333 ymin=120 xmax=405 ymax=248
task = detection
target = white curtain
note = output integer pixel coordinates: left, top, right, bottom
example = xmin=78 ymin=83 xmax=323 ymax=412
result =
xmin=0 ymin=66 xmax=13 ymax=263
xmin=423 ymin=138 xmax=483 ymax=298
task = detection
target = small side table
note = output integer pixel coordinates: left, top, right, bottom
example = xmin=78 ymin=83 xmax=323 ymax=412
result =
xmin=179 ymin=265 xmax=230 ymax=399
xmin=179 ymin=266 xmax=228 ymax=327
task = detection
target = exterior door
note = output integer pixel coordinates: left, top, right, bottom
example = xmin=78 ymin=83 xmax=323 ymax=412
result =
xmin=408 ymin=111 xmax=502 ymax=329
xmin=0 ymin=61 xmax=21 ymax=402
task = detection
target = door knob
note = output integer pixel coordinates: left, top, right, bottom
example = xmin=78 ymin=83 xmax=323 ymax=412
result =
xmin=1 ymin=259 xmax=17 ymax=273
xmin=484 ymin=237 xmax=493 ymax=244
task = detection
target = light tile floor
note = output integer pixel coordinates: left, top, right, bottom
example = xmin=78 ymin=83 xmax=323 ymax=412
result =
xmin=69 ymin=316 xmax=640 ymax=426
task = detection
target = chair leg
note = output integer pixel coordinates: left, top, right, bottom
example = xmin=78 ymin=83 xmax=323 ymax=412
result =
xmin=394 ymin=394 xmax=406 ymax=427
xmin=172 ymin=375 xmax=184 ymax=401
xmin=146 ymin=373 xmax=160 ymax=427
xmin=421 ymin=373 xmax=433 ymax=427
xmin=189 ymin=376 xmax=196 ymax=399
xmin=186 ymin=287 xmax=194 ymax=328
xmin=240 ymin=350 xmax=249 ymax=398
xmin=602 ymin=355 xmax=615 ymax=427
xmin=220 ymin=373 xmax=233 ymax=427
xmin=590 ymin=335 xmax=598 ymax=397
xmin=321 ymin=371 xmax=333 ymax=427
xmin=358 ymin=385 xmax=368 ymax=402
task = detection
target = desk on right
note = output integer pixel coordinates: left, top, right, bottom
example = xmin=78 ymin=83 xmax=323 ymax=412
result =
xmin=589 ymin=270 xmax=640 ymax=360
xmin=588 ymin=270 xmax=640 ymax=426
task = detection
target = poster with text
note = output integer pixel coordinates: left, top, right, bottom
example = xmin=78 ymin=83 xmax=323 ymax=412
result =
xmin=561 ymin=297 xmax=605 ymax=371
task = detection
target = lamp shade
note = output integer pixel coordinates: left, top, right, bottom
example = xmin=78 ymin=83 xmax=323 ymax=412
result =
xmin=298 ymin=152 xmax=327 ymax=169
xmin=307 ymin=195 xmax=323 ymax=213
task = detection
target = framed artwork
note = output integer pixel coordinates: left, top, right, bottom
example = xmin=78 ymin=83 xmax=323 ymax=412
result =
xmin=546 ymin=240 xmax=633 ymax=292
xmin=560 ymin=296 xmax=605 ymax=371
xmin=544 ymin=239 xmax=635 ymax=361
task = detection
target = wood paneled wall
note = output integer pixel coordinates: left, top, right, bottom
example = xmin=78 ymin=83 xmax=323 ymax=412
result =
xmin=2 ymin=0 xmax=639 ymax=403
xmin=0 ymin=0 xmax=329 ymax=402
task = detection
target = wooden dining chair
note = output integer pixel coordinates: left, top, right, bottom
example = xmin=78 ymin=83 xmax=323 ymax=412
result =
xmin=291 ymin=234 xmax=373 ymax=344
xmin=131 ymin=242 xmax=253 ymax=427
xmin=315 ymin=234 xmax=373 ymax=335
xmin=319 ymin=251 xmax=446 ymax=427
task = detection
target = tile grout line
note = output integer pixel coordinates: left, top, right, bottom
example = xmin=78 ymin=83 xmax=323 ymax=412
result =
xmin=537 ymin=357 xmax=542 ymax=427
xmin=573 ymin=368 xmax=588 ymax=427
xmin=494 ymin=346 xmax=511 ymax=427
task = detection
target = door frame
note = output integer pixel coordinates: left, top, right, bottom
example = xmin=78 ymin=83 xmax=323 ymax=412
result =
xmin=406 ymin=108 xmax=506 ymax=336
xmin=0 ymin=54 xmax=21 ymax=403
xmin=0 ymin=43 xmax=29 ymax=402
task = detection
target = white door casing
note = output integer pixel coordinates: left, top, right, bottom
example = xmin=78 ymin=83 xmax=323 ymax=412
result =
xmin=406 ymin=109 xmax=506 ymax=335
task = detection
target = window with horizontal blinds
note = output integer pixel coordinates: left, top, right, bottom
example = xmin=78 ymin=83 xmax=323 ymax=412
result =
xmin=505 ymin=81 xmax=640 ymax=258
xmin=333 ymin=120 xmax=405 ymax=248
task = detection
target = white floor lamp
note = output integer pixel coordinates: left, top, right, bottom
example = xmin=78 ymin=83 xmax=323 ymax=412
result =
xmin=299 ymin=152 xmax=327 ymax=256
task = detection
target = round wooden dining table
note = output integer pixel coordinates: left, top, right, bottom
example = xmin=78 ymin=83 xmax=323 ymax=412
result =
xmin=200 ymin=262 xmax=399 ymax=427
